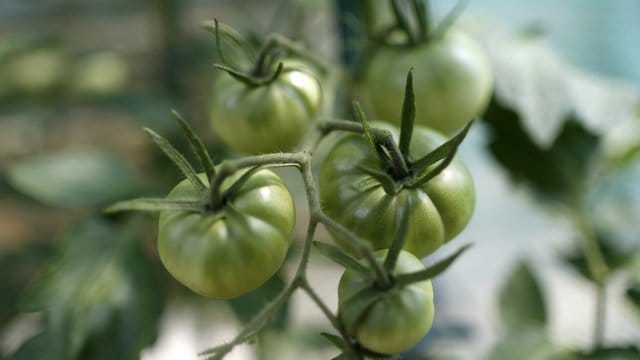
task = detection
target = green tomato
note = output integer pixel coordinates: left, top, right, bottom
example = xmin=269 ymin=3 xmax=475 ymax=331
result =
xmin=4 ymin=47 xmax=68 ymax=96
xmin=320 ymin=123 xmax=475 ymax=258
xmin=210 ymin=62 xmax=323 ymax=155
xmin=366 ymin=30 xmax=492 ymax=136
xmin=338 ymin=250 xmax=434 ymax=355
xmin=158 ymin=170 xmax=295 ymax=299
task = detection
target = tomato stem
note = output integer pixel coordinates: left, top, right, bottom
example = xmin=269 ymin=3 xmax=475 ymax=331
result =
xmin=412 ymin=0 xmax=430 ymax=42
xmin=203 ymin=19 xmax=257 ymax=63
xmin=260 ymin=34 xmax=330 ymax=76
xmin=212 ymin=62 xmax=284 ymax=87
xmin=390 ymin=0 xmax=416 ymax=46
xmin=594 ymin=282 xmax=607 ymax=349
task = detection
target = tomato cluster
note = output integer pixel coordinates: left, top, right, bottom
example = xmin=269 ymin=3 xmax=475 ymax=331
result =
xmin=111 ymin=3 xmax=489 ymax=356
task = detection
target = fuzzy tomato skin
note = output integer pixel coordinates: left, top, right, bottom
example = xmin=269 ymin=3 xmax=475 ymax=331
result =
xmin=210 ymin=63 xmax=322 ymax=154
xmin=366 ymin=30 xmax=492 ymax=136
xmin=319 ymin=123 xmax=475 ymax=258
xmin=158 ymin=170 xmax=295 ymax=299
xmin=338 ymin=250 xmax=435 ymax=355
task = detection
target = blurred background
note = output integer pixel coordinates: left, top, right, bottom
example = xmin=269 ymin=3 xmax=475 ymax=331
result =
xmin=1 ymin=0 xmax=639 ymax=359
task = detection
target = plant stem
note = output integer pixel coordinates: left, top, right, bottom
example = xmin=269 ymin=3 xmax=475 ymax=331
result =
xmin=212 ymin=62 xmax=284 ymax=87
xmin=199 ymin=283 xmax=298 ymax=358
xmin=572 ymin=208 xmax=609 ymax=284
xmin=299 ymin=159 xmax=391 ymax=288
xmin=594 ymin=283 xmax=606 ymax=349
xmin=263 ymin=34 xmax=330 ymax=75
xmin=571 ymin=204 xmax=609 ymax=351
xmin=298 ymin=279 xmax=359 ymax=357
xmin=390 ymin=0 xmax=415 ymax=45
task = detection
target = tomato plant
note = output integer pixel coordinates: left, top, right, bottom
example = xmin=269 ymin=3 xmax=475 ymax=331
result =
xmin=338 ymin=250 xmax=435 ymax=355
xmin=210 ymin=60 xmax=322 ymax=155
xmin=158 ymin=170 xmax=295 ymax=299
xmin=320 ymin=121 xmax=475 ymax=258
xmin=364 ymin=2 xmax=492 ymax=136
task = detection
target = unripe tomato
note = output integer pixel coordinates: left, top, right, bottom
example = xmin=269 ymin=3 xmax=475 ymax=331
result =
xmin=338 ymin=250 xmax=435 ymax=355
xmin=210 ymin=61 xmax=323 ymax=154
xmin=320 ymin=123 xmax=475 ymax=258
xmin=366 ymin=30 xmax=492 ymax=136
xmin=158 ymin=170 xmax=295 ymax=298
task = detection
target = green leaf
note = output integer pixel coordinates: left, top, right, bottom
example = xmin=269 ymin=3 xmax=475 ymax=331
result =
xmin=626 ymin=281 xmax=640 ymax=316
xmin=577 ymin=345 xmax=640 ymax=359
xmin=480 ymin=32 xmax=639 ymax=147
xmin=394 ymin=244 xmax=471 ymax=286
xmin=11 ymin=219 xmax=166 ymax=360
xmin=498 ymin=261 xmax=547 ymax=331
xmin=488 ymin=328 xmax=573 ymax=360
xmin=0 ymin=243 xmax=51 ymax=325
xmin=320 ymin=332 xmax=348 ymax=351
xmin=227 ymin=273 xmax=289 ymax=331
xmin=7 ymin=148 xmax=142 ymax=207
xmin=484 ymin=100 xmax=600 ymax=202
xmin=313 ymin=241 xmax=371 ymax=276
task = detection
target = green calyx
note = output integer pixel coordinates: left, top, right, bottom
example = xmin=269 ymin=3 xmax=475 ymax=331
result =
xmin=350 ymin=69 xmax=474 ymax=196
xmin=204 ymin=19 xmax=327 ymax=88
xmin=377 ymin=0 xmax=468 ymax=48
xmin=104 ymin=110 xmax=247 ymax=215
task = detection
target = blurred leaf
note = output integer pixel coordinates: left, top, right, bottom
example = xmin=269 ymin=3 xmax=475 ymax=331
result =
xmin=227 ymin=273 xmax=289 ymax=331
xmin=0 ymin=243 xmax=51 ymax=326
xmin=499 ymin=261 xmax=547 ymax=331
xmin=627 ymin=281 xmax=640 ymax=316
xmin=479 ymin=31 xmax=639 ymax=147
xmin=576 ymin=345 xmax=640 ymax=359
xmin=10 ymin=219 xmax=165 ymax=360
xmin=484 ymin=99 xmax=600 ymax=202
xmin=488 ymin=328 xmax=573 ymax=360
xmin=7 ymin=148 xmax=142 ymax=208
